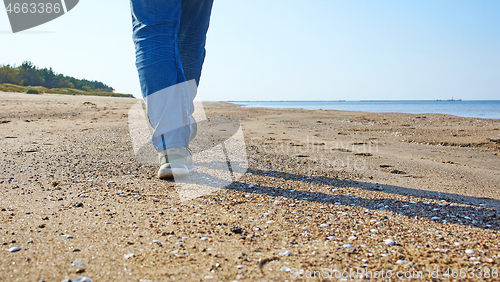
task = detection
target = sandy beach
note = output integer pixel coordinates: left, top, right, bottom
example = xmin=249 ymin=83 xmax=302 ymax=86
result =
xmin=0 ymin=92 xmax=499 ymax=281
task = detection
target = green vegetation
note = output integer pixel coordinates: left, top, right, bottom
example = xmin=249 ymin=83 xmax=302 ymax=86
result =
xmin=0 ymin=61 xmax=135 ymax=98
xmin=0 ymin=83 xmax=135 ymax=98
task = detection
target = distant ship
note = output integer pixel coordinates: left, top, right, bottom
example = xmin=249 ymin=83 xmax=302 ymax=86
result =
xmin=437 ymin=97 xmax=462 ymax=101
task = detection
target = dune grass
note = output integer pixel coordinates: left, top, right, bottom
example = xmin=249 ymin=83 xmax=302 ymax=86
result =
xmin=0 ymin=83 xmax=135 ymax=98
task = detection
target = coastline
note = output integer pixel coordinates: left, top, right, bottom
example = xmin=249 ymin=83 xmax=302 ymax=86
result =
xmin=226 ymin=100 xmax=500 ymax=120
xmin=1 ymin=92 xmax=499 ymax=281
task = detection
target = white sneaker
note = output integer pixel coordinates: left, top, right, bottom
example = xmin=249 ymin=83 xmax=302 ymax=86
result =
xmin=158 ymin=146 xmax=195 ymax=179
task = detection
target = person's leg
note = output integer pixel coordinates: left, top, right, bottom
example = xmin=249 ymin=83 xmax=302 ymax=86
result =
xmin=178 ymin=0 xmax=214 ymax=113
xmin=131 ymin=0 xmax=213 ymax=178
xmin=131 ymin=0 xmax=191 ymax=152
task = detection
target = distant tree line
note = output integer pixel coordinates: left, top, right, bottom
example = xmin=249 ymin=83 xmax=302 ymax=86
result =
xmin=0 ymin=61 xmax=114 ymax=92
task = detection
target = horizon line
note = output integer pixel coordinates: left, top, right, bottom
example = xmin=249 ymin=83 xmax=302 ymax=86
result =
xmin=224 ymin=99 xmax=500 ymax=102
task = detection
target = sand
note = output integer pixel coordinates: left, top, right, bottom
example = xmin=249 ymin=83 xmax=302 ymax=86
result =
xmin=0 ymin=92 xmax=499 ymax=281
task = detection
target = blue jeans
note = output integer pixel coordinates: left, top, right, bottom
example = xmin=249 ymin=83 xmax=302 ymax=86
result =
xmin=131 ymin=0 xmax=213 ymax=151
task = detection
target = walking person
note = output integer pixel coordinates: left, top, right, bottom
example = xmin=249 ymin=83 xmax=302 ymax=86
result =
xmin=130 ymin=0 xmax=214 ymax=179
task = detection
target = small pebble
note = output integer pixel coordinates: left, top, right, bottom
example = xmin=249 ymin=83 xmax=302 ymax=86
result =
xmin=281 ymin=267 xmax=291 ymax=272
xmin=320 ymin=224 xmax=328 ymax=227
xmin=348 ymin=236 xmax=357 ymax=241
xmin=236 ymin=265 xmax=244 ymax=269
xmin=124 ymin=253 xmax=134 ymax=259
xmin=431 ymin=216 xmax=440 ymax=220
xmin=370 ymin=229 xmax=378 ymax=233
xmin=465 ymin=249 xmax=475 ymax=254
xmin=279 ymin=250 xmax=291 ymax=256
xmin=8 ymin=247 xmax=20 ymax=252
xmin=343 ymin=244 xmax=353 ymax=248
xmin=73 ymin=278 xmax=91 ymax=282
xmin=72 ymin=260 xmax=84 ymax=266
xmin=384 ymin=239 xmax=395 ymax=246
xmin=230 ymin=226 xmax=243 ymax=234
xmin=397 ymin=260 xmax=404 ymax=264
xmin=201 ymin=237 xmax=208 ymax=241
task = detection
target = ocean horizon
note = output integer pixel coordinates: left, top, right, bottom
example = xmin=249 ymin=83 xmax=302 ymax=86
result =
xmin=226 ymin=100 xmax=500 ymax=120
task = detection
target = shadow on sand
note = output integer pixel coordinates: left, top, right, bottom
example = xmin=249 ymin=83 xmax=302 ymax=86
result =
xmin=170 ymin=163 xmax=500 ymax=231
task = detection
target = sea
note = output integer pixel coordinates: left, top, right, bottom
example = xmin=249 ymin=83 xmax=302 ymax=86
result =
xmin=228 ymin=100 xmax=500 ymax=120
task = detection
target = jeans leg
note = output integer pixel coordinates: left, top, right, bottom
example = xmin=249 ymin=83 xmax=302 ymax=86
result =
xmin=131 ymin=0 xmax=191 ymax=151
xmin=131 ymin=0 xmax=185 ymax=95
xmin=178 ymin=0 xmax=214 ymax=112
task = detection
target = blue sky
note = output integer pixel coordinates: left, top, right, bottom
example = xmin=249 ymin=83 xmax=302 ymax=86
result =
xmin=1 ymin=0 xmax=499 ymax=100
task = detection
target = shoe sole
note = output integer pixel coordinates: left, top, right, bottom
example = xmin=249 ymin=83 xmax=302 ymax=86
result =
xmin=158 ymin=165 xmax=195 ymax=179
xmin=158 ymin=167 xmax=190 ymax=179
